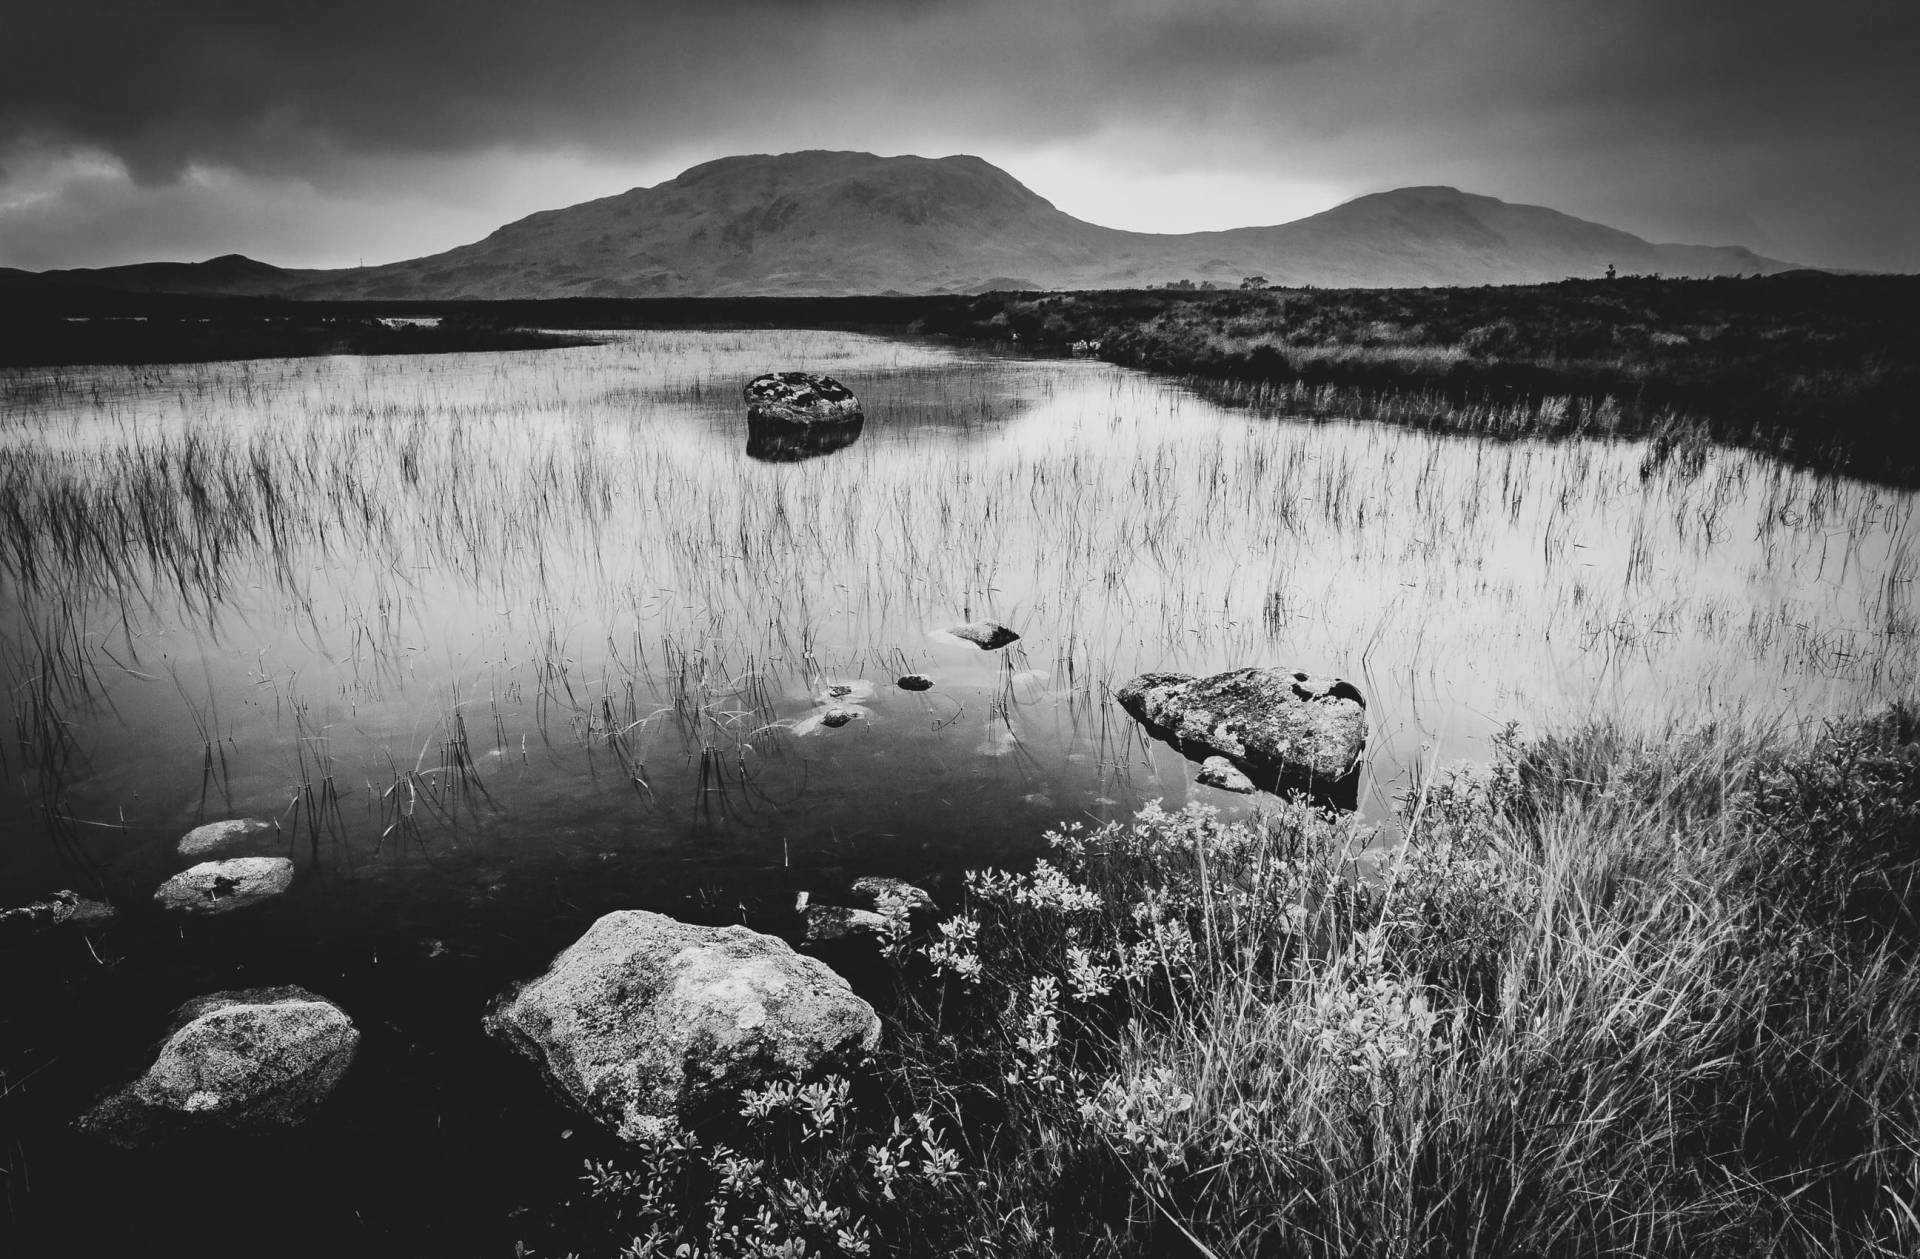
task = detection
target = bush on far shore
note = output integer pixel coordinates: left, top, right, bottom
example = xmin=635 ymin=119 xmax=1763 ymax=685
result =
xmin=524 ymin=705 xmax=1920 ymax=1259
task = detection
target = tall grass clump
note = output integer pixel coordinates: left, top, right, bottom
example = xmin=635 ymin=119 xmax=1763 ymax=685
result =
xmin=536 ymin=706 xmax=1919 ymax=1258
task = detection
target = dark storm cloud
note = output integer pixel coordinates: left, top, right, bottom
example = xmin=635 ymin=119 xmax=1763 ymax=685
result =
xmin=4 ymin=0 xmax=1917 ymax=270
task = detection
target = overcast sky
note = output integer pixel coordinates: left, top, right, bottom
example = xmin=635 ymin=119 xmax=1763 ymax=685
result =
xmin=3 ymin=0 xmax=1915 ymax=273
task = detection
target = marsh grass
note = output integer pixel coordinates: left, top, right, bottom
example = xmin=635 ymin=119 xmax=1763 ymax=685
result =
xmin=530 ymin=707 xmax=1920 ymax=1258
xmin=0 ymin=332 xmax=1913 ymax=870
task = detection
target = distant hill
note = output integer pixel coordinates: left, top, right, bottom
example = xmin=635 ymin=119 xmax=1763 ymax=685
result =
xmin=11 ymin=152 xmax=1800 ymax=299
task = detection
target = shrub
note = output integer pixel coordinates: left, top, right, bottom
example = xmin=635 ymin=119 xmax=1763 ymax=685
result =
xmin=531 ymin=709 xmax=1920 ymax=1258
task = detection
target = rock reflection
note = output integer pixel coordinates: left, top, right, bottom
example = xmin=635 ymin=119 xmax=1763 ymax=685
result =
xmin=745 ymin=413 xmax=865 ymax=462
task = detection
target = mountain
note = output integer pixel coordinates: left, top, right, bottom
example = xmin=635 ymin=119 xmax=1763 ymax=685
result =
xmin=1 ymin=252 xmax=314 ymax=296
xmin=12 ymin=152 xmax=1798 ymax=299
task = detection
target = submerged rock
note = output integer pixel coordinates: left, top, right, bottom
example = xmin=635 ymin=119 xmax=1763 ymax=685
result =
xmin=801 ymin=905 xmax=891 ymax=945
xmin=812 ymin=679 xmax=875 ymax=704
xmin=1117 ymin=667 xmax=1366 ymax=802
xmin=945 ymin=620 xmax=1020 ymax=650
xmin=744 ymin=372 xmax=862 ymax=424
xmin=484 ymin=911 xmax=881 ymax=1141
xmin=849 ymin=876 xmax=936 ymax=915
xmin=896 ymin=674 xmax=934 ymax=692
xmin=77 ymin=986 xmax=359 ymax=1147
xmin=0 ymin=889 xmax=115 ymax=945
xmin=1196 ymin=755 xmax=1256 ymax=794
xmin=153 ymin=857 xmax=294 ymax=915
xmin=176 ymin=817 xmax=277 ymax=861
xmin=792 ymin=704 xmax=871 ymax=736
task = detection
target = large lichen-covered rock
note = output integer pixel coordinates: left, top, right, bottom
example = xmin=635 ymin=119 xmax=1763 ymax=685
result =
xmin=743 ymin=372 xmax=862 ymax=425
xmin=77 ymin=986 xmax=360 ymax=1147
xmin=1117 ymin=668 xmax=1366 ymax=800
xmin=484 ymin=911 xmax=881 ymax=1141
xmin=153 ymin=857 xmax=293 ymax=915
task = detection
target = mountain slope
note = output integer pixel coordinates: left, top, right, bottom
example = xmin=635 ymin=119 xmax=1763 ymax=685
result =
xmin=1217 ymin=186 xmax=1781 ymax=288
xmin=14 ymin=153 xmax=1798 ymax=299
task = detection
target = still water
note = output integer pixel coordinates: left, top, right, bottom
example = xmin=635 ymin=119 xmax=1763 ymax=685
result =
xmin=1 ymin=330 xmax=1914 ymax=1251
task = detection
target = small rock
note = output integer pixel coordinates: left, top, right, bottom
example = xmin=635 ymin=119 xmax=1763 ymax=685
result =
xmin=802 ymin=905 xmax=891 ymax=944
xmin=848 ymin=876 xmax=935 ymax=914
xmin=792 ymin=704 xmax=871 ymax=736
xmin=76 ymin=986 xmax=359 ymax=1147
xmin=154 ymin=857 xmax=294 ymax=915
xmin=177 ymin=817 xmax=276 ymax=861
xmin=812 ymin=679 xmax=874 ymax=704
xmin=946 ymin=620 xmax=1020 ymax=650
xmin=485 ymin=911 xmax=881 ymax=1140
xmin=896 ymin=674 xmax=934 ymax=691
xmin=1196 ymin=756 xmax=1256 ymax=794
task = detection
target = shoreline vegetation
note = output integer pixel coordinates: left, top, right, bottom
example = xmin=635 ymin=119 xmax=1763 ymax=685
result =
xmin=932 ymin=277 xmax=1920 ymax=488
xmin=4 ymin=273 xmax=1915 ymax=483
xmin=521 ymin=707 xmax=1920 ymax=1259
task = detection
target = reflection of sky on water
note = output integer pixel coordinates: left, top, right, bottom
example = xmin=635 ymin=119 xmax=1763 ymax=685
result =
xmin=2 ymin=331 xmax=1915 ymax=915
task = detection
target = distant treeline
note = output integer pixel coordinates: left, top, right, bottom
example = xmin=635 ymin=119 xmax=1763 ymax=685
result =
xmin=5 ymin=274 xmax=1915 ymax=483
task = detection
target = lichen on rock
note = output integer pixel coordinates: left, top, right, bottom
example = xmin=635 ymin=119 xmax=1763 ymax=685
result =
xmin=77 ymin=986 xmax=359 ymax=1147
xmin=484 ymin=911 xmax=881 ymax=1141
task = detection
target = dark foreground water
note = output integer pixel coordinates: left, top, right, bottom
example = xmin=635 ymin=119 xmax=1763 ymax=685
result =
xmin=2 ymin=331 xmax=1914 ymax=1254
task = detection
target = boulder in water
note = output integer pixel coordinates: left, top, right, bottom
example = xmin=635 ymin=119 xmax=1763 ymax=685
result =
xmin=1117 ymin=667 xmax=1366 ymax=802
xmin=744 ymin=372 xmax=862 ymax=425
xmin=77 ymin=986 xmax=359 ymax=1147
xmin=154 ymin=857 xmax=294 ymax=915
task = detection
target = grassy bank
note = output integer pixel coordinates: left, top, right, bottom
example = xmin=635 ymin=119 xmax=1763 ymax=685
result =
xmin=523 ymin=706 xmax=1920 ymax=1258
xmin=924 ymin=276 xmax=1920 ymax=485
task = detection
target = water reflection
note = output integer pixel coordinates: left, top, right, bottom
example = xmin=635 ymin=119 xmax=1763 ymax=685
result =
xmin=0 ymin=328 xmax=1915 ymax=911
xmin=745 ymin=412 xmax=865 ymax=463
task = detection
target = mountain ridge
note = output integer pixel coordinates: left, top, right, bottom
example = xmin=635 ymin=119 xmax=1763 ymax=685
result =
xmin=5 ymin=151 xmax=1801 ymax=299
